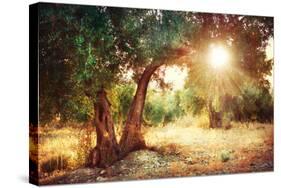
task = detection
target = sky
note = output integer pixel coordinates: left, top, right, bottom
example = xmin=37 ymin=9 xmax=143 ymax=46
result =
xmin=266 ymin=37 xmax=274 ymax=61
xmin=148 ymin=65 xmax=187 ymax=91
xmin=265 ymin=37 xmax=274 ymax=89
xmin=163 ymin=66 xmax=188 ymax=90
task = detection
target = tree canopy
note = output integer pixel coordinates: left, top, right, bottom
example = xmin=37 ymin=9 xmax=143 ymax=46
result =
xmin=38 ymin=4 xmax=273 ymax=124
xmin=38 ymin=4 xmax=197 ymax=123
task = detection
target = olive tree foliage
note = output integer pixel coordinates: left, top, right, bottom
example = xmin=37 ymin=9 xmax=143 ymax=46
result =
xmin=38 ymin=4 xmax=197 ymax=124
xmin=106 ymin=8 xmax=197 ymax=84
xmin=39 ymin=4 xmax=122 ymax=123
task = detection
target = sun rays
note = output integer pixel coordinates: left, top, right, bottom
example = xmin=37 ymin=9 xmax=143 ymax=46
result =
xmin=187 ymin=43 xmax=252 ymax=103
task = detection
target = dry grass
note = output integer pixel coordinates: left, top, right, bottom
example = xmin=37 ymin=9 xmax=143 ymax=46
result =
xmin=144 ymin=117 xmax=273 ymax=175
xmin=30 ymin=116 xmax=273 ymax=181
xmin=30 ymin=124 xmax=94 ymax=178
xmin=144 ymin=117 xmax=272 ymax=151
xmin=30 ymin=122 xmax=125 ymax=179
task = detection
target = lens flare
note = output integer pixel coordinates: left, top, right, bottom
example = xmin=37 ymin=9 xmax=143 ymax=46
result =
xmin=208 ymin=45 xmax=229 ymax=69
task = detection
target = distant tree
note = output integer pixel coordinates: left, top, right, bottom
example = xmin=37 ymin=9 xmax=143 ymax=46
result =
xmin=180 ymin=88 xmax=206 ymax=115
xmin=221 ymin=83 xmax=273 ymax=122
xmin=108 ymin=84 xmax=135 ymax=126
xmin=143 ymin=90 xmax=188 ymax=126
xmin=144 ymin=96 xmax=166 ymax=125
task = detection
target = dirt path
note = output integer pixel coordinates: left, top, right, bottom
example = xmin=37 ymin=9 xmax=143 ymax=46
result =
xmin=41 ymin=146 xmax=272 ymax=185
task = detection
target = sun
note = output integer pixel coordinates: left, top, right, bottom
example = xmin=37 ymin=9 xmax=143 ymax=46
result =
xmin=208 ymin=45 xmax=229 ymax=69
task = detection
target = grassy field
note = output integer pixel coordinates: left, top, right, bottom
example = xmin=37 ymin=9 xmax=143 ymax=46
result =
xmin=30 ymin=117 xmax=273 ymax=184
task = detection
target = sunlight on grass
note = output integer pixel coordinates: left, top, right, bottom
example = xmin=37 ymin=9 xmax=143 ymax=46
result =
xmin=30 ymin=125 xmax=97 ymax=178
xmin=30 ymin=117 xmax=273 ymax=180
xmin=30 ymin=124 xmax=125 ymax=179
xmin=144 ymin=117 xmax=273 ymax=161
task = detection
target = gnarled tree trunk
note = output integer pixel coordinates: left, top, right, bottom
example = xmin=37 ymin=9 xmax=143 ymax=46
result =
xmin=90 ymin=89 xmax=119 ymax=168
xmin=119 ymin=63 xmax=162 ymax=156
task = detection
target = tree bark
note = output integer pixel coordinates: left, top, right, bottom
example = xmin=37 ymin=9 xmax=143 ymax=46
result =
xmin=208 ymin=100 xmax=222 ymax=128
xmin=119 ymin=63 xmax=162 ymax=156
xmin=90 ymin=89 xmax=119 ymax=168
xmin=119 ymin=46 xmax=190 ymax=156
